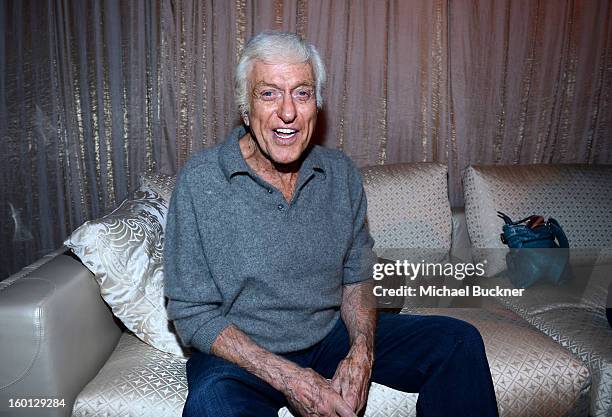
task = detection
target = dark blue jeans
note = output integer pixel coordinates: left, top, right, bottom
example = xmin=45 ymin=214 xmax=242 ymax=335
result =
xmin=183 ymin=313 xmax=499 ymax=417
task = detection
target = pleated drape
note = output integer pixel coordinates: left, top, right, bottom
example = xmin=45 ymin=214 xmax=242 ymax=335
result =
xmin=0 ymin=0 xmax=161 ymax=277
xmin=2 ymin=0 xmax=611 ymax=279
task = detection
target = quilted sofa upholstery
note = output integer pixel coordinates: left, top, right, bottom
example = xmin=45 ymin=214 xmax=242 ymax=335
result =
xmin=1 ymin=163 xmax=607 ymax=417
xmin=463 ymin=165 xmax=612 ymax=417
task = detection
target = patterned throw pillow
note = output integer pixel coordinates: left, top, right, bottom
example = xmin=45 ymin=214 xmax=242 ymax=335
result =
xmin=139 ymin=171 xmax=176 ymax=203
xmin=64 ymin=188 xmax=188 ymax=358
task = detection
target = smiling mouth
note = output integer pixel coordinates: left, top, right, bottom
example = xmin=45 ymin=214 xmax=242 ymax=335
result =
xmin=273 ymin=128 xmax=298 ymax=140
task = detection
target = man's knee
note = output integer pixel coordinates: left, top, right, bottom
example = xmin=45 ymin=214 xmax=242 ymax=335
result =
xmin=384 ymin=313 xmax=483 ymax=341
xmin=393 ymin=314 xmax=488 ymax=362
xmin=444 ymin=317 xmax=484 ymax=343
xmin=371 ymin=314 xmax=493 ymax=393
xmin=430 ymin=316 xmax=487 ymax=356
xmin=418 ymin=317 xmax=489 ymax=381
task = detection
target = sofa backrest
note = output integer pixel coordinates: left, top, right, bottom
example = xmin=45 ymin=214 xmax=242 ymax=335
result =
xmin=463 ymin=164 xmax=612 ymax=274
xmin=361 ymin=163 xmax=452 ymax=252
xmin=463 ymin=164 xmax=612 ymax=249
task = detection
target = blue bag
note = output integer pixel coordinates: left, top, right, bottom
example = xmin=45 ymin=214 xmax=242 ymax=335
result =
xmin=497 ymin=211 xmax=570 ymax=289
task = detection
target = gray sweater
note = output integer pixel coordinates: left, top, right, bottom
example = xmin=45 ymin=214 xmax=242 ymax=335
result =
xmin=163 ymin=126 xmax=375 ymax=354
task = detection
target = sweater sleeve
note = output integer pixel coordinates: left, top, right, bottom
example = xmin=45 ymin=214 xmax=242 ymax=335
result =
xmin=342 ymin=158 xmax=377 ymax=285
xmin=163 ymin=171 xmax=231 ymax=354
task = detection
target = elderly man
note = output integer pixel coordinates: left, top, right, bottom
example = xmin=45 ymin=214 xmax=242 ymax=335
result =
xmin=164 ymin=31 xmax=498 ymax=417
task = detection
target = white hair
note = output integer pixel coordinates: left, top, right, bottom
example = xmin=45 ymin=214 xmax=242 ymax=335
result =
xmin=235 ymin=31 xmax=326 ymax=116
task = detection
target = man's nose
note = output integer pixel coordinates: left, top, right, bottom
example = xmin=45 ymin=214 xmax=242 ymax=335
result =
xmin=278 ymin=93 xmax=297 ymax=123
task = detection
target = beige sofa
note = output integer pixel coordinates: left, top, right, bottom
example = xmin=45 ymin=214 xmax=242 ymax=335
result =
xmin=1 ymin=163 xmax=610 ymax=417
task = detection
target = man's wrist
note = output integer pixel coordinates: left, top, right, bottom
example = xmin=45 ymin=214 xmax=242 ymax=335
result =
xmin=268 ymin=359 xmax=308 ymax=395
xmin=210 ymin=325 xmax=308 ymax=396
xmin=349 ymin=335 xmax=374 ymax=367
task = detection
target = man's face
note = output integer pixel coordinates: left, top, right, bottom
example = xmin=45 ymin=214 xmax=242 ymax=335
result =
xmin=246 ymin=60 xmax=318 ymax=165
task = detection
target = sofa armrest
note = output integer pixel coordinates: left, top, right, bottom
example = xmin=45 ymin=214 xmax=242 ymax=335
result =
xmin=0 ymin=250 xmax=122 ymax=417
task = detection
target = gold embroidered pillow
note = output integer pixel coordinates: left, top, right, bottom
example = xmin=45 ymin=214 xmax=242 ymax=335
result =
xmin=64 ymin=189 xmax=188 ymax=357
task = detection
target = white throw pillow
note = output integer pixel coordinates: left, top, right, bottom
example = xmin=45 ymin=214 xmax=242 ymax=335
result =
xmin=64 ymin=188 xmax=188 ymax=357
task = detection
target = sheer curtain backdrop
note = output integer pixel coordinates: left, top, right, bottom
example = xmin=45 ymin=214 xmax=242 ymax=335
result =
xmin=2 ymin=0 xmax=611 ymax=280
xmin=1 ymin=0 xmax=162 ymax=278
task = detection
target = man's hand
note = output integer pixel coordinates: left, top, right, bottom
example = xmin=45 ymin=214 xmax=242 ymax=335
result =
xmin=211 ymin=325 xmax=356 ymax=417
xmin=331 ymin=339 xmax=373 ymax=414
xmin=283 ymin=367 xmax=358 ymax=417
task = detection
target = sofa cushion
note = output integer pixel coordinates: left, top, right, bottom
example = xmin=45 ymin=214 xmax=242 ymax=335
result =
xmin=463 ymin=164 xmax=612 ymax=275
xmin=510 ymin=306 xmax=610 ymax=417
xmin=361 ymin=163 xmax=451 ymax=259
xmin=488 ymin=262 xmax=612 ymax=417
xmin=403 ymin=306 xmax=592 ymax=417
xmin=72 ymin=333 xmax=188 ymax=417
xmin=73 ymin=333 xmax=419 ymax=417
xmin=64 ymin=189 xmax=188 ymax=357
xmin=74 ymin=305 xmax=591 ymax=417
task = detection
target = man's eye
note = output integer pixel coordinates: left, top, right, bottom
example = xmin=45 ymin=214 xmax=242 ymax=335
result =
xmin=257 ymin=90 xmax=280 ymax=102
xmin=294 ymin=89 xmax=313 ymax=100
